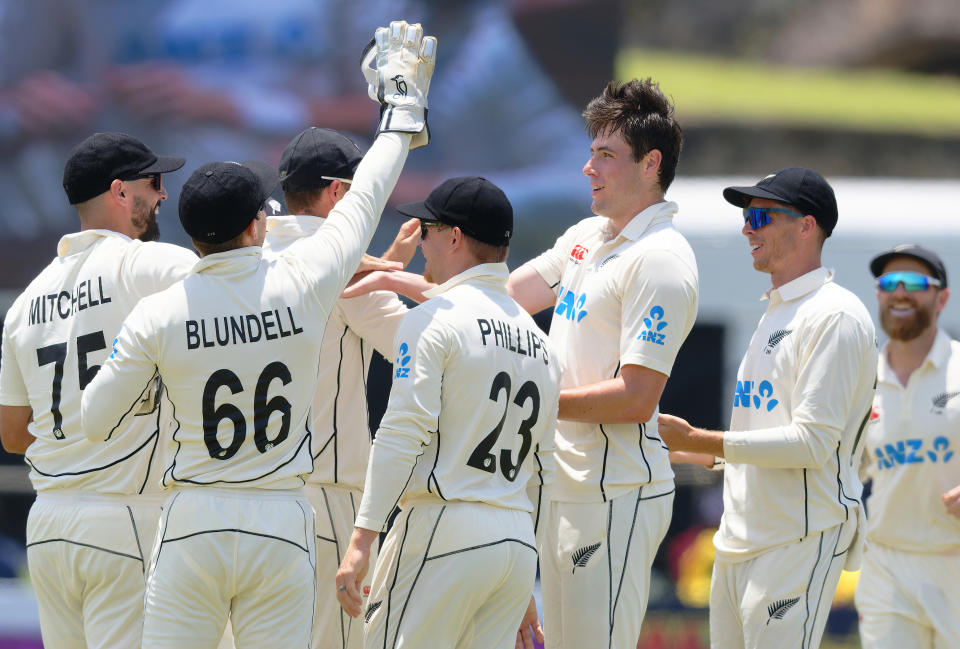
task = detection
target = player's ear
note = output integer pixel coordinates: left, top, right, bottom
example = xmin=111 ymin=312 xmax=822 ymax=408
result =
xmin=109 ymin=179 xmax=127 ymax=203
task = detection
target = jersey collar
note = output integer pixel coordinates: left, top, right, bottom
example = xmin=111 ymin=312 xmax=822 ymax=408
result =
xmin=265 ymin=214 xmax=324 ymax=238
xmin=879 ymin=327 xmax=953 ymax=385
xmin=191 ymin=246 xmax=264 ymax=276
xmin=616 ymin=201 xmax=678 ymax=242
xmin=765 ymin=266 xmax=833 ymax=304
xmin=57 ymin=229 xmax=131 ymax=258
xmin=422 ymin=263 xmax=509 ymax=299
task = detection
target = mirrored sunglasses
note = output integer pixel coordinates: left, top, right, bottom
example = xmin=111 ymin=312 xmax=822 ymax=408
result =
xmin=876 ymin=271 xmax=941 ymax=292
xmin=419 ymin=219 xmax=445 ymax=239
xmin=742 ymin=206 xmax=805 ymax=229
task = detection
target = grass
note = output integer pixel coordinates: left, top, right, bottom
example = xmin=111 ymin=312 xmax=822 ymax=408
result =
xmin=617 ymin=49 xmax=960 ymax=137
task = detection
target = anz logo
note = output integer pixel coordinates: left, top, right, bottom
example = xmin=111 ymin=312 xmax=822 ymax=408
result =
xmin=733 ymin=379 xmax=779 ymax=412
xmin=874 ymin=436 xmax=954 ymax=469
xmin=555 ymin=286 xmax=588 ymax=322
xmin=394 ymin=342 xmax=412 ymax=379
xmin=637 ymin=305 xmax=668 ymax=345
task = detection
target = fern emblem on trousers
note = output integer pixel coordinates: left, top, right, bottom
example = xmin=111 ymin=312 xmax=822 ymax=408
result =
xmin=766 ymin=597 xmax=800 ymax=624
xmin=364 ymin=600 xmax=382 ymax=624
xmin=571 ymin=542 xmax=601 ymax=573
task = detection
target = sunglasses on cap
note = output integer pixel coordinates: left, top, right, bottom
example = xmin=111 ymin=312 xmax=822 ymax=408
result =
xmin=419 ymin=219 xmax=447 ymax=239
xmin=742 ymin=206 xmax=805 ymax=229
xmin=121 ymin=172 xmax=162 ymax=192
xmin=876 ymin=271 xmax=942 ymax=292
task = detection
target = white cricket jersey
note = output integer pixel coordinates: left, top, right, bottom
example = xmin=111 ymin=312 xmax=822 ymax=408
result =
xmin=523 ymin=201 xmax=699 ymax=503
xmin=80 ymin=133 xmax=410 ymax=491
xmin=715 ymin=267 xmax=877 ymax=562
xmin=0 ymin=230 xmax=197 ymax=493
xmin=864 ymin=330 xmax=960 ymax=553
xmin=355 ymin=264 xmax=562 ymax=532
xmin=263 ymin=214 xmax=408 ymax=490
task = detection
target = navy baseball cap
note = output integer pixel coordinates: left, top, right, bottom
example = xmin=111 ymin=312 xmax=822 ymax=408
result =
xmin=63 ymin=132 xmax=185 ymax=204
xmin=179 ymin=161 xmax=279 ymax=244
xmin=723 ymin=167 xmax=839 ymax=237
xmin=870 ymin=244 xmax=948 ymax=288
xmin=279 ymin=127 xmax=363 ymax=192
xmin=397 ymin=177 xmax=513 ymax=246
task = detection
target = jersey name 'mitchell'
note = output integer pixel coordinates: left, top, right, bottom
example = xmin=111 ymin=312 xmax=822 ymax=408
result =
xmin=476 ymin=317 xmax=550 ymax=365
xmin=28 ymin=276 xmax=112 ymax=325
xmin=186 ymin=307 xmax=304 ymax=350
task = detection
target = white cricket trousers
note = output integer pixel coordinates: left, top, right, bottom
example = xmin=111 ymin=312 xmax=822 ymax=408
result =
xmin=855 ymin=541 xmax=960 ymax=649
xmin=26 ymin=491 xmax=163 ymax=649
xmin=540 ymin=484 xmax=674 ymax=649
xmin=142 ymin=488 xmax=316 ymax=649
xmin=306 ymin=483 xmax=378 ymax=649
xmin=710 ymin=518 xmax=856 ymax=649
xmin=363 ymin=501 xmax=537 ymax=649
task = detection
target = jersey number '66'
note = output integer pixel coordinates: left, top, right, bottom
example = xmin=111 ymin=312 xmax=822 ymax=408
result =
xmin=202 ymin=361 xmax=292 ymax=460
xmin=466 ymin=371 xmax=540 ymax=482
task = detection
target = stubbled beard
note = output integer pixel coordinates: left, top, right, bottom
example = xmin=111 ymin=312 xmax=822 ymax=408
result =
xmin=880 ymin=302 xmax=932 ymax=341
xmin=133 ymin=195 xmax=160 ymax=242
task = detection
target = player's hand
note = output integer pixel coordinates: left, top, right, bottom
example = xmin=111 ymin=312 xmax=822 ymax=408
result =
xmin=657 ymin=413 xmax=693 ymax=448
xmin=515 ymin=595 xmax=544 ymax=649
xmin=361 ymin=21 xmax=437 ymax=148
xmin=336 ymin=528 xmax=376 ymax=617
xmin=943 ymin=484 xmax=960 ymax=519
xmin=381 ymin=218 xmax=421 ymax=267
xmin=357 ymin=253 xmax=404 ymax=276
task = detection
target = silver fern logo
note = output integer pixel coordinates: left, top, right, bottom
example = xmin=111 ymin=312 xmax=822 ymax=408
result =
xmin=765 ymin=329 xmax=792 ymax=355
xmin=931 ymin=391 xmax=960 ymax=411
xmin=364 ymin=600 xmax=382 ymax=624
xmin=571 ymin=542 xmax=601 ymax=573
xmin=766 ymin=597 xmax=800 ymax=624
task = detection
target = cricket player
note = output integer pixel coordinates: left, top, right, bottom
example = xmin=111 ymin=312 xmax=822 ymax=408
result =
xmin=336 ymin=176 xmax=562 ymax=649
xmin=856 ymin=244 xmax=960 ymax=648
xmin=264 ymin=125 xmax=413 ymax=649
xmin=658 ymin=167 xmax=878 ymax=649
xmin=0 ymin=132 xmax=196 ymax=648
xmin=505 ymin=78 xmax=699 ymax=648
xmin=80 ymin=21 xmax=436 ymax=648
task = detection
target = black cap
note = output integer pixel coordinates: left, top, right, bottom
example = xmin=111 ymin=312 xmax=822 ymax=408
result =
xmin=870 ymin=244 xmax=948 ymax=288
xmin=279 ymin=127 xmax=363 ymax=192
xmin=397 ymin=177 xmax=513 ymax=246
xmin=62 ymin=132 xmax=185 ymax=204
xmin=179 ymin=161 xmax=279 ymax=244
xmin=723 ymin=167 xmax=839 ymax=237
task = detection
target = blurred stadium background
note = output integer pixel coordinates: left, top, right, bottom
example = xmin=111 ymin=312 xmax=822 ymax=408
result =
xmin=2 ymin=0 xmax=960 ymax=646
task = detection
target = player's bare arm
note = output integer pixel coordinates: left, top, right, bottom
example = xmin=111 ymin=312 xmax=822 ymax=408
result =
xmin=558 ymin=363 xmax=666 ymax=424
xmin=0 ymin=405 xmax=34 ymax=454
xmin=657 ymin=413 xmax=725 ymax=458
xmin=507 ymin=264 xmax=556 ymax=315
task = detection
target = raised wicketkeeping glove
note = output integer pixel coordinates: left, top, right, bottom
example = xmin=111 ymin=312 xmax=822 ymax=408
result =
xmin=361 ymin=21 xmax=437 ymax=149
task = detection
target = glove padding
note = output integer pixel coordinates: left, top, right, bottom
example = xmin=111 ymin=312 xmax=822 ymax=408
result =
xmin=361 ymin=21 xmax=437 ymax=149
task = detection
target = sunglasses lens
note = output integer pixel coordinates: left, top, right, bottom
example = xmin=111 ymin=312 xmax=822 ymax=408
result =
xmin=743 ymin=207 xmax=771 ymax=229
xmin=878 ymin=272 xmax=931 ymax=292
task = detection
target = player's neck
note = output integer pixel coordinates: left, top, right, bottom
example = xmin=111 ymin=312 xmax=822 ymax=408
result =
xmin=886 ymin=326 xmax=937 ymax=386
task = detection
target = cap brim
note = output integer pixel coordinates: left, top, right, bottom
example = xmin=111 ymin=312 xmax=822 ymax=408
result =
xmin=141 ymin=155 xmax=186 ymax=174
xmin=242 ymin=160 xmax=280 ymax=202
xmin=722 ymin=185 xmax=793 ymax=208
xmin=396 ymin=200 xmax=438 ymax=222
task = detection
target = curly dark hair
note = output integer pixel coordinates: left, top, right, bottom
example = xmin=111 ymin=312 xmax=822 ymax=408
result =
xmin=582 ymin=79 xmax=683 ymax=192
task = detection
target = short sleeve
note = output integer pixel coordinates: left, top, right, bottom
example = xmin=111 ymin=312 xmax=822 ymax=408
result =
xmin=524 ymin=223 xmax=582 ymax=295
xmin=0 ymin=308 xmax=29 ymax=406
xmin=619 ymin=249 xmax=698 ymax=376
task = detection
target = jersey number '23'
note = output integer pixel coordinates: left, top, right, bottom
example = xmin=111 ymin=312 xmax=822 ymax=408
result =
xmin=467 ymin=371 xmax=540 ymax=482
xmin=202 ymin=362 xmax=292 ymax=460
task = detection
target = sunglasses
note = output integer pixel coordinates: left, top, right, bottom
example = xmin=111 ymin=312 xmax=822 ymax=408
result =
xmin=122 ymin=172 xmax=162 ymax=192
xmin=742 ymin=206 xmax=805 ymax=229
xmin=876 ymin=271 xmax=941 ymax=292
xmin=419 ymin=220 xmax=446 ymax=239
